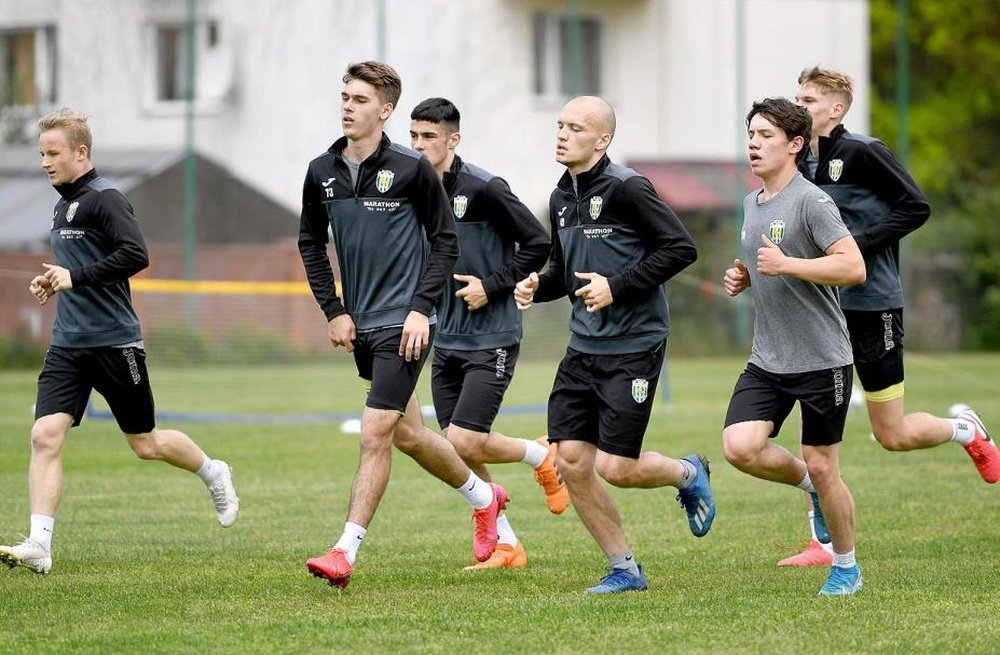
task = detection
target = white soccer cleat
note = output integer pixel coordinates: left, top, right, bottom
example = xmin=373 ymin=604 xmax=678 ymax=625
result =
xmin=0 ymin=538 xmax=52 ymax=574
xmin=207 ymin=460 xmax=239 ymax=527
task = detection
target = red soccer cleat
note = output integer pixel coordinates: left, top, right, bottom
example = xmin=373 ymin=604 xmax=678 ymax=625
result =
xmin=472 ymin=483 xmax=509 ymax=562
xmin=306 ymin=548 xmax=353 ymax=588
xmin=778 ymin=539 xmax=833 ymax=567
xmin=958 ymin=409 xmax=1000 ymax=484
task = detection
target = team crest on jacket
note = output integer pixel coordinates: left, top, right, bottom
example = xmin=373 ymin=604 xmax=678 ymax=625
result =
xmin=631 ymin=378 xmax=649 ymax=404
xmin=453 ymin=195 xmax=468 ymax=218
xmin=376 ymin=169 xmax=395 ymax=193
xmin=768 ymin=219 xmax=785 ymax=244
xmin=589 ymin=196 xmax=603 ymax=220
xmin=828 ymin=159 xmax=844 ymax=182
xmin=66 ymin=201 xmax=79 ymax=222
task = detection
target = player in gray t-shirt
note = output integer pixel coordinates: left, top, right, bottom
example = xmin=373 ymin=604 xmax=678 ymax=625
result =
xmin=722 ymin=98 xmax=867 ymax=597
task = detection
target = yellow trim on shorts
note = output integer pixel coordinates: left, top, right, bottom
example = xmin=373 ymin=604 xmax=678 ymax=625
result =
xmin=864 ymin=382 xmax=904 ymax=403
xmin=359 ymin=380 xmax=405 ymax=416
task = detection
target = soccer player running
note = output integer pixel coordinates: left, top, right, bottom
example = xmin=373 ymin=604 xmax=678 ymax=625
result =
xmin=514 ymin=96 xmax=715 ymax=594
xmin=0 ymin=109 xmax=239 ymax=575
xmin=409 ymin=97 xmax=569 ymax=571
xmin=776 ymin=67 xmax=1000 ymax=567
xmin=298 ymin=62 xmax=508 ymax=588
xmin=723 ymin=98 xmax=867 ymax=596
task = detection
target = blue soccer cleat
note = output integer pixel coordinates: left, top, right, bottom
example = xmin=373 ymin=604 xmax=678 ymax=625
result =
xmin=809 ymin=492 xmax=830 ymax=544
xmin=676 ymin=455 xmax=716 ymax=537
xmin=585 ymin=565 xmax=647 ymax=594
xmin=817 ymin=564 xmax=863 ymax=597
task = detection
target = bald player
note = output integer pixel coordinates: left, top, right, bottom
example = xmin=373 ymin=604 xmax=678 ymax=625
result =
xmin=514 ymin=96 xmax=715 ymax=594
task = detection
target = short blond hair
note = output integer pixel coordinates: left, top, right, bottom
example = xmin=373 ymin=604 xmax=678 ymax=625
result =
xmin=798 ymin=66 xmax=854 ymax=112
xmin=38 ymin=108 xmax=93 ymax=153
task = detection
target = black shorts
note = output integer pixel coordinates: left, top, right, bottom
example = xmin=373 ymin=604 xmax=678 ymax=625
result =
xmin=547 ymin=342 xmax=665 ymax=459
xmin=35 ymin=345 xmax=156 ymax=434
xmin=431 ymin=345 xmax=519 ymax=433
xmin=353 ymin=326 xmax=433 ymax=413
xmin=724 ymin=362 xmax=852 ymax=447
xmin=843 ymin=308 xmax=904 ymax=393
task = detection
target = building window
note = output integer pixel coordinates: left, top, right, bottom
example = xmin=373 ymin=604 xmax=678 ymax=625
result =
xmin=532 ymin=12 xmax=602 ymax=97
xmin=151 ymin=19 xmax=231 ymax=107
xmin=0 ymin=26 xmax=57 ymax=143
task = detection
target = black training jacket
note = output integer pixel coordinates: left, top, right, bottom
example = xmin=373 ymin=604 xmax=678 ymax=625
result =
xmin=800 ymin=124 xmax=930 ymax=311
xmin=299 ymin=134 xmax=459 ymax=331
xmin=534 ymin=155 xmax=697 ymax=355
xmin=435 ymin=155 xmax=550 ymax=350
xmin=48 ymin=168 xmax=148 ymax=348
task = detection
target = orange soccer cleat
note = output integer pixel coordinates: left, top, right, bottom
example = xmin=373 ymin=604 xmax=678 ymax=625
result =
xmin=463 ymin=541 xmax=528 ymax=571
xmin=534 ymin=437 xmax=570 ymax=515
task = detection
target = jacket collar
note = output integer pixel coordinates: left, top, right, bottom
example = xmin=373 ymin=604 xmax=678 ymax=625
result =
xmin=558 ymin=153 xmax=611 ymax=194
xmin=442 ymin=154 xmax=463 ymax=195
xmin=55 ymin=167 xmax=98 ymax=199
xmin=329 ymin=132 xmax=392 ymax=162
xmin=818 ymin=123 xmax=849 ymax=157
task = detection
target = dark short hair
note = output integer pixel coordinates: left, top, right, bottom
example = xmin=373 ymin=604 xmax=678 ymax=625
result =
xmin=343 ymin=60 xmax=402 ymax=108
xmin=746 ymin=97 xmax=812 ymax=163
xmin=410 ymin=97 xmax=460 ymax=132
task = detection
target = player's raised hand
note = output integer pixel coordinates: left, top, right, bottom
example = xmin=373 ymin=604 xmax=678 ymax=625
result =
xmin=328 ymin=313 xmax=356 ymax=352
xmin=723 ymin=259 xmax=750 ymax=296
xmin=573 ymin=271 xmax=613 ymax=312
xmin=514 ymin=272 xmax=539 ymax=310
xmin=454 ymin=273 xmax=488 ymax=311
xmin=28 ymin=275 xmax=54 ymax=305
xmin=41 ymin=263 xmax=72 ymax=292
xmin=756 ymin=235 xmax=786 ymax=276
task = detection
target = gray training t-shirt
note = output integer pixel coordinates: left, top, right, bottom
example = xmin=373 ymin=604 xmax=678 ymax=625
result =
xmin=741 ymin=173 xmax=853 ymax=374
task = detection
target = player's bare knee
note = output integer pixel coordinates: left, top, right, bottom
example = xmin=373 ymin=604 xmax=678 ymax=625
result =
xmin=29 ymin=421 xmax=64 ymax=455
xmin=444 ymin=426 xmax=482 ymax=464
xmin=595 ymin=459 xmax=634 ymax=487
xmin=127 ymin=433 xmax=161 ymax=460
xmin=391 ymin=419 xmax=427 ymax=453
xmin=871 ymin=428 xmax=907 ymax=451
xmin=722 ymin=436 xmax=759 ymax=471
xmin=554 ymin=452 xmax=589 ymax=484
xmin=804 ymin=457 xmax=838 ymax=487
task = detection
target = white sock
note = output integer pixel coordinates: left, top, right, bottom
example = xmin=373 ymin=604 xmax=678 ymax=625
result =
xmin=808 ymin=510 xmax=819 ymax=541
xmin=795 ymin=473 xmax=816 ymax=493
xmin=833 ymin=549 xmax=857 ymax=569
xmin=333 ymin=521 xmax=367 ymax=565
xmin=520 ymin=439 xmax=549 ymax=469
xmin=457 ymin=473 xmax=494 ymax=509
xmin=496 ymin=514 xmax=518 ymax=546
xmin=950 ymin=418 xmax=976 ymax=445
xmin=29 ymin=514 xmax=54 ymax=552
xmin=677 ymin=458 xmax=697 ymax=489
xmin=195 ymin=456 xmax=222 ymax=485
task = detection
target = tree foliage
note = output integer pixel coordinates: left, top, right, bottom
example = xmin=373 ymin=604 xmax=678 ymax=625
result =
xmin=870 ymin=0 xmax=1000 ymax=347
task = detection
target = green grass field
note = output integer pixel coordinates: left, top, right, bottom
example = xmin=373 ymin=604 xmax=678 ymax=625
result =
xmin=2 ymin=353 xmax=999 ymax=654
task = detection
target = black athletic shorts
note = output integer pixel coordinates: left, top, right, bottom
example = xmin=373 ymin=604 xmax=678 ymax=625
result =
xmin=724 ymin=362 xmax=853 ymax=447
xmin=35 ymin=345 xmax=156 ymax=434
xmin=353 ymin=326 xmax=434 ymax=413
xmin=843 ymin=308 xmax=904 ymax=393
xmin=547 ymin=341 xmax=665 ymax=459
xmin=431 ymin=344 xmax=519 ymax=433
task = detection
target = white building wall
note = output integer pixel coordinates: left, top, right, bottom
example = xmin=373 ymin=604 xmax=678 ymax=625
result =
xmin=1 ymin=0 xmax=869 ymax=219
